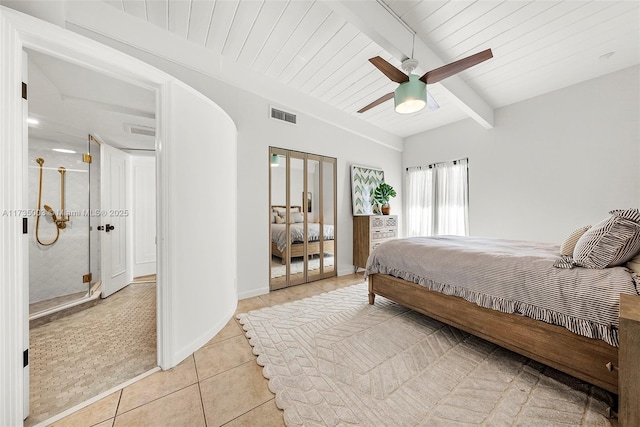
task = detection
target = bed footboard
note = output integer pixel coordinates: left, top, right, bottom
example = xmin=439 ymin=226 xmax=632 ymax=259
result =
xmin=620 ymin=294 xmax=640 ymax=426
xmin=368 ymin=273 xmax=619 ymax=395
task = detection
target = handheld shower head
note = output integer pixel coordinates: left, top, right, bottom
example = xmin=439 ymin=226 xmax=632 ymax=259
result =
xmin=43 ymin=204 xmax=58 ymax=222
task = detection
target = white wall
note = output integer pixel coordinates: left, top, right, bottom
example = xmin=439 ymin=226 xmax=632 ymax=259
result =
xmin=164 ymin=81 xmax=238 ymax=364
xmin=404 ymin=66 xmax=640 ymax=243
xmin=64 ymin=19 xmax=403 ymax=299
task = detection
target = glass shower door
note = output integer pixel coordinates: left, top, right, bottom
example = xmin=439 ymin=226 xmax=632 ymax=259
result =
xmin=89 ymin=135 xmax=101 ymax=295
xmin=28 ymin=134 xmax=92 ymax=318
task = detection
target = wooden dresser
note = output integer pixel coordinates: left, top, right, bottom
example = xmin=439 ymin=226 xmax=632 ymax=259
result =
xmin=353 ymin=215 xmax=398 ymax=269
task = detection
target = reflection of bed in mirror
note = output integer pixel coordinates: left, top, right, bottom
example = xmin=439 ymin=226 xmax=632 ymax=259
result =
xmin=271 ymin=206 xmax=335 ymax=264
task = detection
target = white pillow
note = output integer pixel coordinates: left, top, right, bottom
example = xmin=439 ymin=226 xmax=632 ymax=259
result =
xmin=274 ymin=215 xmax=284 ymax=224
xmin=627 ymin=253 xmax=640 ymax=275
xmin=560 ymin=225 xmax=591 ymax=256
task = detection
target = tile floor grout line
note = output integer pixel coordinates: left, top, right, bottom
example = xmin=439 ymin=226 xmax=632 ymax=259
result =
xmin=114 ymin=380 xmax=199 ymax=418
xmin=113 ymin=386 xmax=123 ymax=421
xmin=202 ymin=330 xmax=246 ymax=348
xmin=192 ymin=352 xmax=203 ymax=383
xmin=196 ymin=379 xmax=208 ymax=427
xmin=196 ymin=359 xmax=260 ymax=384
xmin=220 ymin=397 xmax=277 ymax=426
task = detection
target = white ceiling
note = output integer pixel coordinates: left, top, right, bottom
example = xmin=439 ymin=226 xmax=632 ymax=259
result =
xmin=99 ymin=0 xmax=640 ymax=139
xmin=26 ymin=48 xmax=156 ymax=151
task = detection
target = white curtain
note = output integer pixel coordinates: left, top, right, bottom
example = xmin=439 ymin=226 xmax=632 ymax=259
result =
xmin=406 ymin=158 xmax=469 ymax=237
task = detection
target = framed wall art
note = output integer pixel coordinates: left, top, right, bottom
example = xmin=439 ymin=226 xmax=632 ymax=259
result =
xmin=350 ymin=165 xmax=384 ymax=215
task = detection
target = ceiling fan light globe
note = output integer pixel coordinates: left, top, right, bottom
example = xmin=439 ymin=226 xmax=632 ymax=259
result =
xmin=395 ymin=99 xmax=426 ymax=114
xmin=394 ymin=75 xmax=427 ymax=114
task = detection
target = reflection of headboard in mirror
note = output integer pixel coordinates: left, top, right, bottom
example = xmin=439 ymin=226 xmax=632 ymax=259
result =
xmin=271 ymin=205 xmax=302 ymax=212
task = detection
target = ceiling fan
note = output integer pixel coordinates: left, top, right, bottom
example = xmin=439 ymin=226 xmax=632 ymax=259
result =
xmin=357 ymin=48 xmax=493 ymax=114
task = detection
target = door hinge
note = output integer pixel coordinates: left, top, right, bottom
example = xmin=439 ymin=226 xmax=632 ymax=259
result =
xmin=22 ymin=82 xmax=27 ymax=100
xmin=23 ymin=349 xmax=28 ymax=367
xmin=83 ymin=153 xmax=92 ymax=163
xmin=83 ymin=273 xmax=92 ymax=283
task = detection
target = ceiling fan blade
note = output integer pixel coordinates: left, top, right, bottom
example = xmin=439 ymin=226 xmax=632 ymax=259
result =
xmin=357 ymin=92 xmax=394 ymax=113
xmin=420 ymin=49 xmax=493 ymax=84
xmin=426 ymin=92 xmax=439 ymax=112
xmin=369 ymin=57 xmax=409 ymax=83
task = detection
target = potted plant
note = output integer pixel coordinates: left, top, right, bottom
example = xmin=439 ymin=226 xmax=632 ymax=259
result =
xmin=373 ymin=183 xmax=396 ymax=215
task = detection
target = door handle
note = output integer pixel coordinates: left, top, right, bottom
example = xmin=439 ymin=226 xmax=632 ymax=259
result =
xmin=105 ymin=224 xmax=115 ymax=232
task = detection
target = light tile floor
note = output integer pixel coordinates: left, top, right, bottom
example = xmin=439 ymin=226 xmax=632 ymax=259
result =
xmin=46 ymin=273 xmax=365 ymax=427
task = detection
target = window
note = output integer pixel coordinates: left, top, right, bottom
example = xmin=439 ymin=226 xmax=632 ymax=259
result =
xmin=406 ymin=158 xmax=469 ymax=237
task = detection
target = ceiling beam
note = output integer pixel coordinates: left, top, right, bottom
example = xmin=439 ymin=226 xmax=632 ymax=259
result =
xmin=324 ymin=0 xmax=494 ymax=130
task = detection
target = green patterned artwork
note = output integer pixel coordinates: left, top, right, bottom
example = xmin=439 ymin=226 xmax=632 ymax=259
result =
xmin=351 ymin=165 xmax=384 ymax=215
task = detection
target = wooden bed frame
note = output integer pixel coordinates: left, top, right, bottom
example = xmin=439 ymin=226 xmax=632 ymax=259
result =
xmin=271 ymin=240 xmax=334 ymax=264
xmin=271 ymin=205 xmax=334 ymax=264
xmin=368 ymin=273 xmax=640 ymax=425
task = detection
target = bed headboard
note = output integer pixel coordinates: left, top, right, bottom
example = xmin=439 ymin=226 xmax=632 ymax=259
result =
xmin=271 ymin=205 xmax=302 ymax=212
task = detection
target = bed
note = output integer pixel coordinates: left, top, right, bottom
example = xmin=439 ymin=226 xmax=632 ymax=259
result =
xmin=271 ymin=206 xmax=335 ymax=264
xmin=365 ymin=219 xmax=640 ymax=423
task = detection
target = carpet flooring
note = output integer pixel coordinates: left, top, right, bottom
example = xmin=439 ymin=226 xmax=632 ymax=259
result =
xmin=237 ymin=283 xmax=613 ymax=426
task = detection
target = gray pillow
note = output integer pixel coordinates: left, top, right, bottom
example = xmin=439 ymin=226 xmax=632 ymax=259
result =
xmin=573 ymin=214 xmax=640 ymax=268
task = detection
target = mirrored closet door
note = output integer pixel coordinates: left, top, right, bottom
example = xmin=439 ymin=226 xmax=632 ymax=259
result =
xmin=269 ymin=148 xmax=337 ymax=290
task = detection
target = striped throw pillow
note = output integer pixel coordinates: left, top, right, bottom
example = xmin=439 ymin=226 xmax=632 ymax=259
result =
xmin=609 ymin=208 xmax=640 ymax=223
xmin=573 ymin=214 xmax=640 ymax=269
xmin=560 ymin=225 xmax=591 ymax=256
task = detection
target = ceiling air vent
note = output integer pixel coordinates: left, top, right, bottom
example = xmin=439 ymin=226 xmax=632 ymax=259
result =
xmin=124 ymin=123 xmax=156 ymax=137
xmin=270 ymin=107 xmax=297 ymax=125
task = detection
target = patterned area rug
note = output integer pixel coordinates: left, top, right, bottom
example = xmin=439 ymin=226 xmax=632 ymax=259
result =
xmin=237 ymin=283 xmax=613 ymax=426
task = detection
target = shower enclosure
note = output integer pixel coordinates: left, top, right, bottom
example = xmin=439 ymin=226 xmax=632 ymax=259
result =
xmin=29 ymin=134 xmax=101 ymax=318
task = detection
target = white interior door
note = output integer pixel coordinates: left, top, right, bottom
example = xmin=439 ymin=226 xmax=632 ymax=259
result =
xmin=101 ymin=143 xmax=130 ymax=297
xmin=132 ymin=155 xmax=156 ymax=277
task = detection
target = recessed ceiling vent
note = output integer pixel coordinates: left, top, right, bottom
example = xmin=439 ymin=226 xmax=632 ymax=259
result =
xmin=270 ymin=106 xmax=297 ymax=125
xmin=124 ymin=123 xmax=156 ymax=137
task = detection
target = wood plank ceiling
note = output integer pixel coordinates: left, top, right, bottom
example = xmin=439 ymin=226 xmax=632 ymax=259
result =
xmin=103 ymin=0 xmax=640 ymax=138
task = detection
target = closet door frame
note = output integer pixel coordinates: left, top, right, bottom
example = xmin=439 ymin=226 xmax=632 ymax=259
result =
xmin=269 ymin=148 xmax=337 ymax=290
